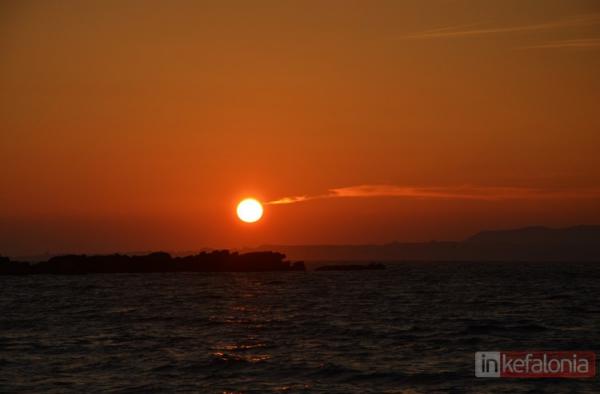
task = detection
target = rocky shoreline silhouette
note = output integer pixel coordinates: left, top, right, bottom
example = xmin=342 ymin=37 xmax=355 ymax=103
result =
xmin=0 ymin=251 xmax=305 ymax=275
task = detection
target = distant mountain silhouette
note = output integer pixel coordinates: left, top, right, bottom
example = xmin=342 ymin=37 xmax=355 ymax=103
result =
xmin=466 ymin=225 xmax=600 ymax=244
xmin=2 ymin=226 xmax=599 ymax=274
xmin=248 ymin=225 xmax=600 ymax=262
xmin=0 ymin=251 xmax=305 ymax=275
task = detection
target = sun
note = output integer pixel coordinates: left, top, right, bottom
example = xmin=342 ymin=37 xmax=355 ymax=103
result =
xmin=236 ymin=198 xmax=264 ymax=223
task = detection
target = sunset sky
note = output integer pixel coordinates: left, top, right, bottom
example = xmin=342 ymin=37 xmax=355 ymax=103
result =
xmin=1 ymin=1 xmax=600 ymax=256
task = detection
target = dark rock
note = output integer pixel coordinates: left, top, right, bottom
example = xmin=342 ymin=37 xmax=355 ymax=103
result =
xmin=0 ymin=251 xmax=305 ymax=275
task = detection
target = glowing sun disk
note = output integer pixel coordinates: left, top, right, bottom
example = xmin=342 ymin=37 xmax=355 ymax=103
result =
xmin=236 ymin=198 xmax=263 ymax=223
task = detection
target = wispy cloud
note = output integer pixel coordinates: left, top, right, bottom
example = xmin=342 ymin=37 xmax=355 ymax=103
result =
xmin=403 ymin=14 xmax=600 ymax=40
xmin=266 ymin=184 xmax=600 ymax=205
xmin=267 ymin=196 xmax=311 ymax=205
xmin=521 ymin=38 xmax=600 ymax=49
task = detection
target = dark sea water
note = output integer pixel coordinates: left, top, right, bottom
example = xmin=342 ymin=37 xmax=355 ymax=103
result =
xmin=1 ymin=262 xmax=600 ymax=393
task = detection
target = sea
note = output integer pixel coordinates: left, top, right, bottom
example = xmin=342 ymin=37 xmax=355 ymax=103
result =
xmin=1 ymin=262 xmax=599 ymax=393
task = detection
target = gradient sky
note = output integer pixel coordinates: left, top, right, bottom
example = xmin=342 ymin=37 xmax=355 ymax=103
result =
xmin=1 ymin=0 xmax=600 ymax=256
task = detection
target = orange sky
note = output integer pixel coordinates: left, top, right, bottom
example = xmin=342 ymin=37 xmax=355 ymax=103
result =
xmin=1 ymin=1 xmax=600 ymax=256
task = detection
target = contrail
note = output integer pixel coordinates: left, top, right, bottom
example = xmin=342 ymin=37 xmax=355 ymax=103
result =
xmin=265 ymin=184 xmax=600 ymax=205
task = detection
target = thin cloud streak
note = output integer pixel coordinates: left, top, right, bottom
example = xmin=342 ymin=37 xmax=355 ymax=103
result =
xmin=403 ymin=14 xmax=600 ymax=40
xmin=266 ymin=184 xmax=600 ymax=205
xmin=521 ymin=38 xmax=600 ymax=49
xmin=267 ymin=196 xmax=311 ymax=205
